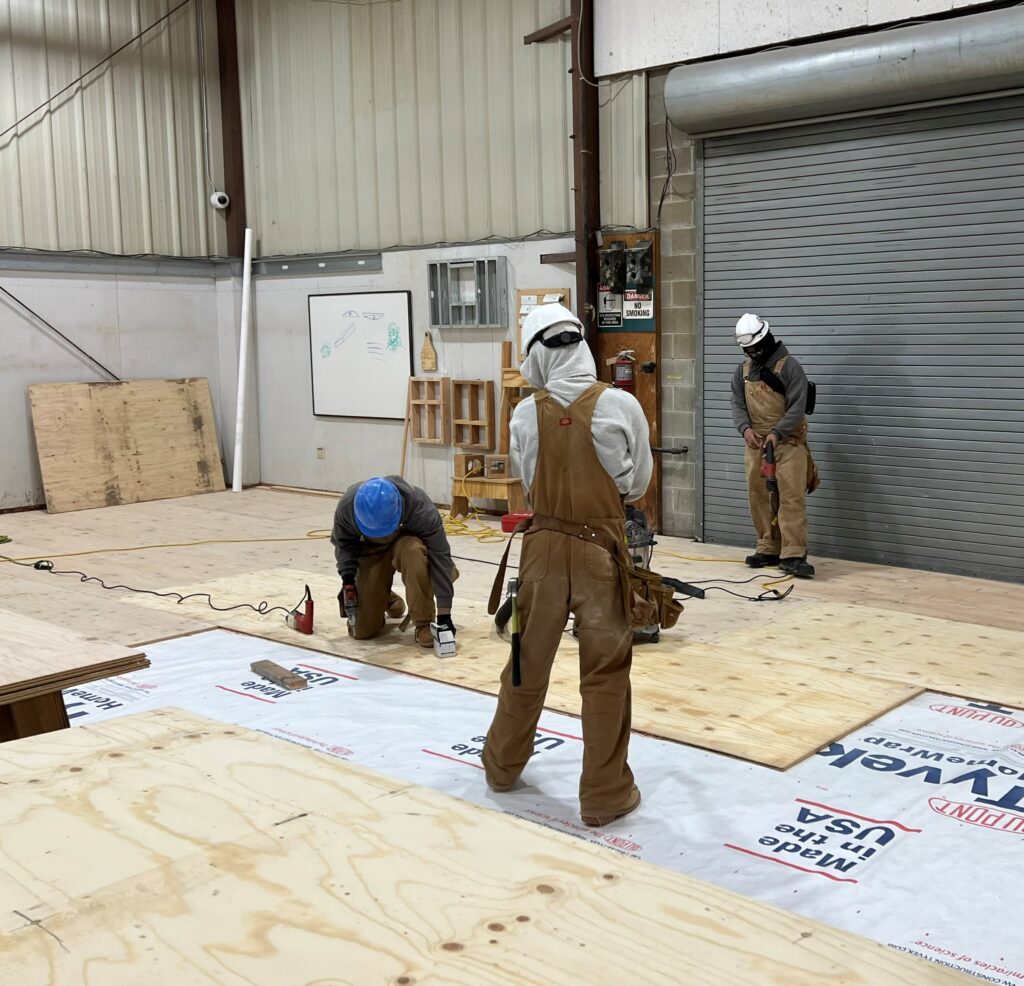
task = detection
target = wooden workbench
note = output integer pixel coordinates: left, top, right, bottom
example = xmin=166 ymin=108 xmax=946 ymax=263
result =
xmin=0 ymin=709 xmax=968 ymax=985
xmin=0 ymin=609 xmax=148 ymax=742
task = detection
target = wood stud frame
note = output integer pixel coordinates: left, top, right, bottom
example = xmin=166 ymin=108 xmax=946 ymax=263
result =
xmin=451 ymin=380 xmax=496 ymax=451
xmin=409 ymin=377 xmax=451 ymax=445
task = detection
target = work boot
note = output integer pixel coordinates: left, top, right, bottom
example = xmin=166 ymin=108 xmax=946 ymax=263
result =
xmin=745 ymin=552 xmax=780 ymax=568
xmin=582 ymin=786 xmax=642 ymax=828
xmin=414 ymin=622 xmax=434 ymax=649
xmin=779 ymin=556 xmax=815 ymax=579
xmin=386 ymin=593 xmax=406 ymax=619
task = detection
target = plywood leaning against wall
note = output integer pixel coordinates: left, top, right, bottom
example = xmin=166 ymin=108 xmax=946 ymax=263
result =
xmin=29 ymin=379 xmax=225 ymax=513
xmin=0 ymin=709 xmax=969 ymax=985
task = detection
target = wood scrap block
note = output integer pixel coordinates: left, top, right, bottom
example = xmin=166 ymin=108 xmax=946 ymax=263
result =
xmin=250 ymin=660 xmax=309 ymax=691
xmin=28 ymin=378 xmax=225 ymax=513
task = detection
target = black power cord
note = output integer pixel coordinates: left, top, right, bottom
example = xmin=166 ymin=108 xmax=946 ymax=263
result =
xmin=5 ymin=554 xmax=306 ymax=622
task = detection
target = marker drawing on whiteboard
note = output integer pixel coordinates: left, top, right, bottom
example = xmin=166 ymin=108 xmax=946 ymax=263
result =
xmin=342 ymin=309 xmax=359 ymax=317
xmin=335 ymin=323 xmax=356 ymax=347
xmin=366 ymin=341 xmax=386 ymax=362
xmin=386 ymin=323 xmax=403 ymax=352
xmin=320 ymin=343 xmax=332 ymax=359
xmin=362 ymin=312 xmax=385 ymax=320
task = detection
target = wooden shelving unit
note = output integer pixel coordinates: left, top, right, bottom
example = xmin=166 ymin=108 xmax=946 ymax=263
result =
xmin=408 ymin=377 xmax=451 ymax=445
xmin=451 ymin=380 xmax=495 ymax=451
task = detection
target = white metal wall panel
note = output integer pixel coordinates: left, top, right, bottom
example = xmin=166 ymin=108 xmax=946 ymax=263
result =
xmin=700 ymin=95 xmax=1024 ymax=582
xmin=600 ymin=72 xmax=647 ymax=229
xmin=237 ymin=0 xmax=647 ymax=255
xmin=0 ymin=0 xmax=225 ymax=257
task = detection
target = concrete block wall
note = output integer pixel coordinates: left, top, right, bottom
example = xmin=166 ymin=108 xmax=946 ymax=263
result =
xmin=649 ymin=69 xmax=699 ymax=536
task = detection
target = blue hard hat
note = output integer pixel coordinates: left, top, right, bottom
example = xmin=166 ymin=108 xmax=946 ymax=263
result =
xmin=354 ymin=477 xmax=403 ymax=538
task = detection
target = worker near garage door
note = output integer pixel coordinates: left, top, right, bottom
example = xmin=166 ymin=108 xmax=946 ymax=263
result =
xmin=331 ymin=477 xmax=457 ymax=647
xmin=482 ymin=302 xmax=653 ymax=827
xmin=731 ymin=313 xmax=817 ymax=579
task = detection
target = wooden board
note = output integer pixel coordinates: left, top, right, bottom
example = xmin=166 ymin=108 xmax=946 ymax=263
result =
xmin=0 ymin=608 xmax=149 ymax=706
xmin=0 ymin=709 xmax=969 ymax=985
xmin=29 ymin=378 xmax=226 ymax=513
xmin=720 ymin=602 xmax=1024 ymax=707
xmin=124 ymin=569 xmax=919 ymax=769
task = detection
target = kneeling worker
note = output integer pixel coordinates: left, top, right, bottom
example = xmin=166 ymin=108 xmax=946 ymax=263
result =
xmin=482 ymin=303 xmax=653 ymax=827
xmin=331 ymin=476 xmax=457 ymax=647
xmin=731 ymin=312 xmax=816 ymax=578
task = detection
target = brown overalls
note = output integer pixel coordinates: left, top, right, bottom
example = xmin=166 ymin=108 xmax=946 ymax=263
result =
xmin=743 ymin=357 xmax=810 ymax=560
xmin=482 ymin=383 xmax=637 ymax=818
xmin=352 ymin=536 xmax=457 ymax=639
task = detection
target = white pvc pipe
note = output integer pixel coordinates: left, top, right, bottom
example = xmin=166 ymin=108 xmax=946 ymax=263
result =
xmin=231 ymin=227 xmax=254 ymax=492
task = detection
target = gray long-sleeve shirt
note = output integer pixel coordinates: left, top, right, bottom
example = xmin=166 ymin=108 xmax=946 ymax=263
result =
xmin=730 ymin=342 xmax=809 ymax=439
xmin=331 ymin=476 xmax=455 ymax=609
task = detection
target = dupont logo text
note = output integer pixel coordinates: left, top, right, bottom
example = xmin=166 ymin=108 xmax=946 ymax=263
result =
xmin=929 ymin=704 xmax=1024 ymax=728
xmin=929 ymin=797 xmax=1024 ymax=833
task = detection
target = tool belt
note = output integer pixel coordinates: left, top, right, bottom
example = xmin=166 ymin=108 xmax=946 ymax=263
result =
xmin=487 ymin=514 xmax=684 ymax=631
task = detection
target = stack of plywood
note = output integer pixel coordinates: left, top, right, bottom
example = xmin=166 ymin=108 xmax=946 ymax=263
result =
xmin=0 ymin=609 xmax=148 ymax=741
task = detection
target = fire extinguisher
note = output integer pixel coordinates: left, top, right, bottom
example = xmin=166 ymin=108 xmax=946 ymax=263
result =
xmin=609 ymin=350 xmax=637 ymax=394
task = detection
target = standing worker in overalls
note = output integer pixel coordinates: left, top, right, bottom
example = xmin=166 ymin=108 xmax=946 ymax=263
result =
xmin=482 ymin=303 xmax=653 ymax=827
xmin=731 ymin=313 xmax=817 ymax=579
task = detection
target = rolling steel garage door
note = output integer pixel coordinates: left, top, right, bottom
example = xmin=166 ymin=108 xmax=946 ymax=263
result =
xmin=700 ymin=95 xmax=1024 ymax=582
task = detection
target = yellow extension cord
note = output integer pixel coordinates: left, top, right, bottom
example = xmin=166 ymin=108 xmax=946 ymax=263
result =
xmin=2 ymin=505 xmax=791 ymax=592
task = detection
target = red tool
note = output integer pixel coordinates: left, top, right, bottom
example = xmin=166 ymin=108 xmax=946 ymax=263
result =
xmin=287 ymin=585 xmax=314 ymax=634
xmin=760 ymin=441 xmax=780 ymax=527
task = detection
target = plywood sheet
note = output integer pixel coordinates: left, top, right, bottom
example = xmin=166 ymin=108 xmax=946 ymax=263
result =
xmin=720 ymin=601 xmax=1024 ymax=707
xmin=0 ymin=709 xmax=968 ymax=986
xmin=29 ymin=378 xmax=225 ymax=513
xmin=124 ymin=568 xmax=920 ymax=768
xmin=0 ymin=608 xmax=149 ymax=705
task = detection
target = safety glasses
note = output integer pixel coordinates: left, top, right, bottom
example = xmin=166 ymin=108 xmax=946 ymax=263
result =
xmin=525 ymin=329 xmax=583 ymax=355
xmin=736 ymin=331 xmax=761 ymax=346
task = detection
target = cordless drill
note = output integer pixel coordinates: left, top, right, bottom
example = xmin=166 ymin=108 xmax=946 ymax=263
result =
xmin=341 ymin=584 xmax=359 ymax=636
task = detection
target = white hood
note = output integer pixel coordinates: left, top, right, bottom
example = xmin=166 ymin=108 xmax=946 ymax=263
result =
xmin=520 ymin=304 xmax=596 ymax=408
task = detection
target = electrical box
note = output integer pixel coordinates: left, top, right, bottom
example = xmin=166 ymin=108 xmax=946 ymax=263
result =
xmin=428 ymin=258 xmax=509 ymax=329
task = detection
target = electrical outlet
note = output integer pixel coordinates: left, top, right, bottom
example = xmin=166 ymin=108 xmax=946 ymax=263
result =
xmin=316 ymin=447 xmax=325 ymax=460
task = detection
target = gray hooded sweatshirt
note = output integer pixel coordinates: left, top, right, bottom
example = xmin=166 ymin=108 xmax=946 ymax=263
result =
xmin=511 ymin=323 xmax=653 ymax=503
xmin=331 ymin=476 xmax=454 ymax=608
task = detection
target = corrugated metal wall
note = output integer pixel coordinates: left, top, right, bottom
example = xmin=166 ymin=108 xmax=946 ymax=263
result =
xmin=700 ymin=95 xmax=1024 ymax=582
xmin=0 ymin=0 xmax=225 ymax=256
xmin=236 ymin=0 xmax=646 ymax=256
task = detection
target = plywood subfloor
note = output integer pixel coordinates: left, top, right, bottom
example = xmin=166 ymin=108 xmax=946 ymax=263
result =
xmin=28 ymin=378 xmax=225 ymax=513
xmin=0 ymin=608 xmax=149 ymax=705
xmin=123 ymin=567 xmax=920 ymax=769
xmin=2 ymin=488 xmax=1022 ymax=764
xmin=0 ymin=709 xmax=969 ymax=986
xmin=720 ymin=601 xmax=1024 ymax=707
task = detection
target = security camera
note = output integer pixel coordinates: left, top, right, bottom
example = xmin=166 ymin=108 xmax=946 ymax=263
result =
xmin=210 ymin=191 xmax=230 ymax=210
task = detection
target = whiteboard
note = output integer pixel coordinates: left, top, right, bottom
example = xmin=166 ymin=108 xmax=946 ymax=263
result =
xmin=308 ymin=291 xmax=413 ymax=419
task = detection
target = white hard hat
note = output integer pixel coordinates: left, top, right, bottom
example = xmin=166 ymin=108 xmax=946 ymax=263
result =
xmin=735 ymin=313 xmax=770 ymax=347
xmin=522 ymin=302 xmax=583 ymax=354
